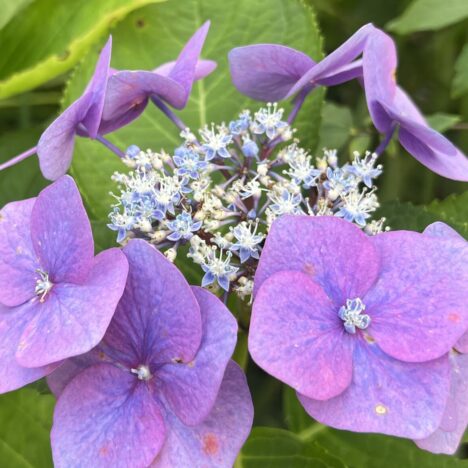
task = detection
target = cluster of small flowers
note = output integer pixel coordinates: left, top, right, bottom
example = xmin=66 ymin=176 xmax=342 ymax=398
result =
xmin=108 ymin=103 xmax=385 ymax=300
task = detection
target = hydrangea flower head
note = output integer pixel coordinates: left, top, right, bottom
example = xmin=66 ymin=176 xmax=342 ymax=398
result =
xmin=0 ymin=176 xmax=128 ymax=393
xmin=249 ymin=215 xmax=468 ymax=438
xmin=49 ymin=239 xmax=253 ymax=468
xmin=37 ymin=37 xmax=112 ymax=180
xmin=99 ymin=22 xmax=216 ymax=134
xmin=363 ymin=26 xmax=468 ymax=181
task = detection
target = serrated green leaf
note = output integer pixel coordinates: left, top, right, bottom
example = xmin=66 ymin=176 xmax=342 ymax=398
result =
xmin=452 ymin=44 xmax=468 ymax=98
xmin=236 ymin=427 xmax=345 ymax=468
xmin=376 ymin=200 xmax=439 ymax=232
xmin=315 ymin=429 xmax=467 ymax=468
xmin=427 ymin=191 xmax=468 ymax=238
xmin=0 ymin=0 xmax=167 ymax=99
xmin=386 ymin=0 xmax=468 ymax=34
xmin=0 ymin=388 xmax=54 ymax=467
xmin=65 ymin=0 xmax=324 ymax=221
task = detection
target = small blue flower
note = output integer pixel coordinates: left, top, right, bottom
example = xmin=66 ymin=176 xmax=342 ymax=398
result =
xmin=108 ymin=208 xmax=136 ymax=243
xmin=229 ymin=111 xmax=251 ymax=135
xmin=166 ymin=212 xmax=202 ymax=241
xmin=347 ymin=152 xmax=383 ymax=188
xmin=241 ymin=138 xmax=259 ymax=158
xmin=269 ymin=189 xmax=303 ymax=216
xmin=173 ymin=147 xmax=208 ymax=179
xmin=201 ymin=250 xmax=238 ymax=291
xmin=323 ymin=166 xmax=356 ymax=195
xmin=251 ymin=103 xmax=288 ymax=139
xmin=125 ymin=145 xmax=141 ymax=158
xmin=229 ymin=222 xmax=264 ymax=263
xmin=199 ymin=125 xmax=233 ymax=160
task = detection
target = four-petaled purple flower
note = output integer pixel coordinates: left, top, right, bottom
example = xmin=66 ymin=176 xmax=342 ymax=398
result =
xmin=0 ymin=176 xmax=128 ymax=393
xmin=98 ymin=21 xmax=216 ymax=134
xmin=37 ymin=38 xmax=112 ymax=180
xmin=249 ymin=215 xmax=468 ymax=439
xmin=48 ymin=239 xmax=253 ymax=468
xmin=363 ymin=27 xmax=468 ymax=181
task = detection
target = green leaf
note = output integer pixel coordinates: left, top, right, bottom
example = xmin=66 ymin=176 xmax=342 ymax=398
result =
xmin=386 ymin=0 xmax=468 ymax=34
xmin=0 ymin=0 xmax=167 ymax=99
xmin=0 ymin=388 xmax=54 ymax=467
xmin=283 ymin=385 xmax=316 ymax=434
xmin=315 ymin=430 xmax=467 ymax=468
xmin=425 ymin=112 xmax=462 ymax=132
xmin=376 ymin=200 xmax=439 ymax=232
xmin=452 ymin=43 xmax=468 ymax=98
xmin=0 ymin=0 xmax=33 ymax=30
xmin=318 ymin=102 xmax=353 ymax=151
xmin=0 ymin=126 xmax=48 ymax=207
xmin=66 ymin=0 xmax=324 ymax=221
xmin=237 ymin=427 xmax=345 ymax=468
xmin=427 ymin=191 xmax=468 ymax=239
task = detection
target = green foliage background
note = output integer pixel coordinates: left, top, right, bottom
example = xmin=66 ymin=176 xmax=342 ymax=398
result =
xmin=0 ymin=0 xmax=467 ymax=466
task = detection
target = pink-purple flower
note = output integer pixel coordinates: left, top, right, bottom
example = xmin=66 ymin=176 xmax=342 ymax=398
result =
xmin=48 ymin=239 xmax=253 ymax=468
xmin=249 ymin=215 xmax=468 ymax=439
xmin=0 ymin=176 xmax=128 ymax=393
xmin=37 ymin=38 xmax=112 ymax=181
xmin=98 ymin=21 xmax=216 ymax=134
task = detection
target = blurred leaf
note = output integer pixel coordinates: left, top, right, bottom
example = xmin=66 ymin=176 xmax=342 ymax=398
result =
xmin=0 ymin=126 xmax=48 ymax=207
xmin=283 ymin=385 xmax=316 ymax=434
xmin=0 ymin=388 xmax=54 ymax=467
xmin=426 ymin=112 xmax=462 ymax=132
xmin=90 ymin=220 xmax=117 ymax=253
xmin=0 ymin=0 xmax=33 ymax=30
xmin=65 ymin=0 xmax=324 ymax=221
xmin=376 ymin=200 xmax=439 ymax=232
xmin=453 ymin=43 xmax=468 ymax=98
xmin=0 ymin=0 xmax=167 ymax=99
xmin=237 ymin=427 xmax=345 ymax=468
xmin=315 ymin=430 xmax=467 ymax=468
xmin=318 ymin=102 xmax=353 ymax=151
xmin=427 ymin=191 xmax=468 ymax=238
xmin=387 ymin=0 xmax=468 ymax=34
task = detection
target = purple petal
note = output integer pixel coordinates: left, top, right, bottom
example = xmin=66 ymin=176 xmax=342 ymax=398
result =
xmin=16 ymin=248 xmax=128 ymax=367
xmin=362 ymin=26 xmax=397 ymax=133
xmin=30 ymin=176 xmax=94 ymax=284
xmin=415 ymin=352 xmax=468 ymax=454
xmin=0 ymin=198 xmax=38 ymax=307
xmin=102 ymin=239 xmax=201 ymax=368
xmin=228 ymin=44 xmax=315 ymax=101
xmin=52 ymin=363 xmax=166 ymax=468
xmin=101 ymin=71 xmax=185 ymax=131
xmin=365 ymin=231 xmax=468 ymax=362
xmin=156 ymin=287 xmax=237 ymax=425
xmin=299 ymin=342 xmax=451 ymax=439
xmin=286 ymin=23 xmax=373 ymax=98
xmin=254 ymin=216 xmax=380 ymax=306
xmin=250 ymin=271 xmax=354 ymax=400
xmin=168 ymin=21 xmax=212 ymax=106
xmin=80 ymin=36 xmax=112 ymax=138
xmin=155 ymin=59 xmax=217 ymax=81
xmin=152 ymin=361 xmax=253 ymax=468
xmin=0 ymin=303 xmax=60 ymax=393
xmin=37 ymin=95 xmax=92 ymax=181
xmin=423 ymin=223 xmax=468 ymax=353
xmin=318 ymin=60 xmax=363 ymax=86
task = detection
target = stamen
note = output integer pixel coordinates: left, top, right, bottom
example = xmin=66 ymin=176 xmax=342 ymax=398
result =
xmin=35 ymin=270 xmax=53 ymax=302
xmin=338 ymin=298 xmax=371 ymax=334
xmin=130 ymin=364 xmax=152 ymax=381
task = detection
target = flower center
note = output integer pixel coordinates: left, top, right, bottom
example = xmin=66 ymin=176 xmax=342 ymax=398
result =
xmin=338 ymin=298 xmax=371 ymax=334
xmin=35 ymin=270 xmax=53 ymax=302
xmin=131 ymin=364 xmax=152 ymax=381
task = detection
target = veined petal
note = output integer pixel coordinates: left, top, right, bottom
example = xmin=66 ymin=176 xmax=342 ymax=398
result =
xmin=16 ymin=248 xmax=128 ymax=367
xmin=254 ymin=216 xmax=380 ymax=306
xmin=250 ymin=271 xmax=354 ymax=400
xmin=157 ymin=287 xmax=237 ymax=425
xmin=152 ymin=362 xmax=253 ymax=468
xmin=52 ymin=363 xmax=166 ymax=468
xmin=154 ymin=59 xmax=217 ymax=81
xmin=365 ymin=231 xmax=468 ymax=362
xmin=229 ymin=44 xmax=315 ymax=101
xmin=299 ymin=342 xmax=450 ymax=439
xmin=0 ymin=303 xmax=59 ymax=393
xmin=30 ymin=176 xmax=94 ymax=284
xmin=0 ymin=198 xmax=38 ymax=307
